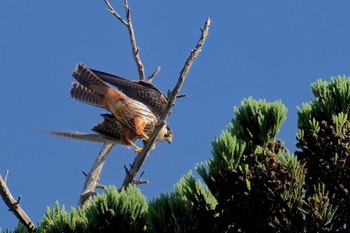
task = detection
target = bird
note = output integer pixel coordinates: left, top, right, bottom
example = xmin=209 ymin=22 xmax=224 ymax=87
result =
xmin=70 ymin=63 xmax=172 ymax=152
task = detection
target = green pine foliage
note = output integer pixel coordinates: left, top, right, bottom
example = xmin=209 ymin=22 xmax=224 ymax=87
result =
xmin=296 ymin=76 xmax=350 ymax=231
xmin=35 ymin=186 xmax=147 ymax=233
xmin=198 ymin=98 xmax=305 ymax=232
xmin=84 ymin=186 xmax=147 ymax=232
xmin=232 ymin=97 xmax=287 ymax=152
xmin=37 ymin=202 xmax=87 ymax=233
xmin=147 ymin=172 xmax=216 ymax=233
xmin=1 ymin=224 xmax=29 ymax=233
xmin=8 ymin=75 xmax=350 ymax=232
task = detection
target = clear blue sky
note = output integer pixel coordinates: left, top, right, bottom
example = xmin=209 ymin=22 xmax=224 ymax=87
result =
xmin=1 ymin=0 xmax=349 ymax=230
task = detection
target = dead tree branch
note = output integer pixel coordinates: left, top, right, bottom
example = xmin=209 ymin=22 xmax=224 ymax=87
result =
xmin=0 ymin=171 xmax=36 ymax=232
xmin=148 ymin=66 xmax=161 ymax=83
xmin=49 ymin=131 xmax=119 ymax=207
xmin=78 ymin=141 xmax=116 ymax=207
xmin=120 ymin=18 xmax=211 ymax=189
xmin=104 ymin=0 xmax=146 ymax=80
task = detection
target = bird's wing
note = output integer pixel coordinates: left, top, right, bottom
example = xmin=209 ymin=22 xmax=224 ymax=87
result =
xmin=91 ymin=114 xmax=124 ymax=139
xmin=90 ymin=68 xmax=169 ymax=116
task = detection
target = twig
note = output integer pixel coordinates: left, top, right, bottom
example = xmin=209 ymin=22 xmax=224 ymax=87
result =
xmin=148 ymin=66 xmax=161 ymax=83
xmin=134 ymin=171 xmax=149 ymax=185
xmin=176 ymin=93 xmax=187 ymax=98
xmin=120 ymin=18 xmax=211 ymax=189
xmin=4 ymin=169 xmax=9 ymax=183
xmin=104 ymin=0 xmax=145 ymax=80
xmin=0 ymin=172 xmax=36 ymax=232
xmin=103 ymin=0 xmax=128 ymax=26
xmin=78 ymin=141 xmax=116 ymax=207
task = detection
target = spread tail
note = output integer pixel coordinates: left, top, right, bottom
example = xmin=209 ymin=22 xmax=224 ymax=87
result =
xmin=71 ymin=63 xmax=126 ymax=108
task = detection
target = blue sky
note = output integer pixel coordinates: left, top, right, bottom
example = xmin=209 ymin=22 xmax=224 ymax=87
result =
xmin=1 ymin=0 xmax=350 ymax=230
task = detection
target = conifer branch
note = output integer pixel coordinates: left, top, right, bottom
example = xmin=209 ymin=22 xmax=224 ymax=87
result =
xmin=0 ymin=171 xmax=36 ymax=232
xmin=120 ymin=18 xmax=211 ymax=189
xmin=103 ymin=0 xmax=146 ymax=80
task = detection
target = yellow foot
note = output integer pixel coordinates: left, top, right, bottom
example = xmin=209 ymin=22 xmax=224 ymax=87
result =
xmin=135 ymin=147 xmax=143 ymax=153
xmin=127 ymin=139 xmax=143 ymax=153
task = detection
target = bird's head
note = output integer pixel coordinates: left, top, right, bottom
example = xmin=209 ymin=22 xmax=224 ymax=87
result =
xmin=157 ymin=124 xmax=173 ymax=144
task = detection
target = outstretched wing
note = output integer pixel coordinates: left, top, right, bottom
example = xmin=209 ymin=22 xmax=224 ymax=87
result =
xmin=90 ymin=68 xmax=170 ymax=116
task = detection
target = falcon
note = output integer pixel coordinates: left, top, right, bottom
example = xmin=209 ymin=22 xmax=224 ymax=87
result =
xmin=70 ymin=64 xmax=172 ymax=152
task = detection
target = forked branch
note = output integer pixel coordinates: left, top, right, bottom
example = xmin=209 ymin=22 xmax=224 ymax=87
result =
xmin=78 ymin=141 xmax=115 ymax=207
xmin=121 ymin=18 xmax=211 ymax=189
xmin=50 ymin=131 xmax=119 ymax=207
xmin=104 ymin=0 xmax=146 ymax=80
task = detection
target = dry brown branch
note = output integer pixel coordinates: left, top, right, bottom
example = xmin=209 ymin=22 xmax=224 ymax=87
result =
xmin=0 ymin=171 xmax=36 ymax=232
xmin=50 ymin=131 xmax=118 ymax=207
xmin=78 ymin=141 xmax=115 ymax=207
xmin=104 ymin=0 xmax=145 ymax=80
xmin=120 ymin=18 xmax=212 ymax=189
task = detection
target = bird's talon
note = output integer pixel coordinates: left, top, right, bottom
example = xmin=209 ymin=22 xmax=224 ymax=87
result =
xmin=135 ymin=148 xmax=143 ymax=153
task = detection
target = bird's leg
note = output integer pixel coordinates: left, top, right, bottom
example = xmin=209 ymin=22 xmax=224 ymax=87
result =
xmin=127 ymin=139 xmax=143 ymax=153
xmin=141 ymin=132 xmax=149 ymax=141
xmin=134 ymin=116 xmax=149 ymax=141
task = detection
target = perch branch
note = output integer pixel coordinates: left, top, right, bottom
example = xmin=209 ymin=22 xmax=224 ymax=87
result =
xmin=0 ymin=171 xmax=36 ymax=232
xmin=104 ymin=0 xmax=146 ymax=80
xmin=120 ymin=18 xmax=211 ymax=189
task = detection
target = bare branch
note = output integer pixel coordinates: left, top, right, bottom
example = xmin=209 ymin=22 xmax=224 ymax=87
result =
xmin=50 ymin=130 xmax=125 ymax=207
xmin=4 ymin=169 xmax=9 ymax=183
xmin=176 ymin=93 xmax=187 ymax=98
xmin=0 ymin=172 xmax=36 ymax=232
xmin=134 ymin=171 xmax=149 ymax=185
xmin=148 ymin=66 xmax=161 ymax=83
xmin=120 ymin=18 xmax=211 ymax=189
xmin=103 ymin=0 xmax=146 ymax=80
xmin=78 ymin=141 xmax=116 ymax=207
xmin=103 ymin=0 xmax=128 ymax=26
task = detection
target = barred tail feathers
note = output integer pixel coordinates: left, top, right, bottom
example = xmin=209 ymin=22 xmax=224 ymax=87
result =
xmin=71 ymin=63 xmax=126 ymax=107
xmin=70 ymin=82 xmax=103 ymax=108
xmin=72 ymin=63 xmax=109 ymax=92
